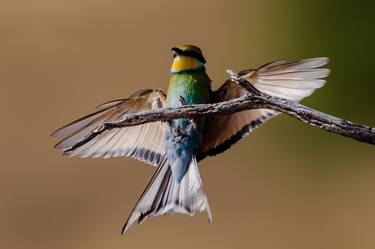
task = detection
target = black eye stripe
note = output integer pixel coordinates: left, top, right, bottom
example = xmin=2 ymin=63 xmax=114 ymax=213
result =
xmin=171 ymin=47 xmax=206 ymax=63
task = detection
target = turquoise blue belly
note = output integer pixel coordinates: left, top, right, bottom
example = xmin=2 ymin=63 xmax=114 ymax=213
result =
xmin=165 ymin=72 xmax=210 ymax=182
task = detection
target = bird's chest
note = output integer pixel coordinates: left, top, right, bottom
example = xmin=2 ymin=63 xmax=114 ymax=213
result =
xmin=167 ymin=73 xmax=210 ymax=107
xmin=166 ymin=73 xmax=210 ymax=153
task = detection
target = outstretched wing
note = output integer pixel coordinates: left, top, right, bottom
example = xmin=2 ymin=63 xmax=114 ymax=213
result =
xmin=52 ymin=89 xmax=168 ymax=166
xmin=197 ymin=57 xmax=329 ymax=161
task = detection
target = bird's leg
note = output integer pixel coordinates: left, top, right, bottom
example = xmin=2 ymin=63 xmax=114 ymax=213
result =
xmin=179 ymin=95 xmax=197 ymax=130
xmin=179 ymin=96 xmax=191 ymax=119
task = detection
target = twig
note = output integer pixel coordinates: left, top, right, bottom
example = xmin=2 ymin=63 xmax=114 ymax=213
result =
xmin=87 ymin=70 xmax=375 ymax=146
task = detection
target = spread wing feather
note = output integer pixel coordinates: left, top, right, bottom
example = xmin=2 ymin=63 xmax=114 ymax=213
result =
xmin=198 ymin=57 xmax=329 ymax=160
xmin=52 ymin=89 xmax=168 ymax=166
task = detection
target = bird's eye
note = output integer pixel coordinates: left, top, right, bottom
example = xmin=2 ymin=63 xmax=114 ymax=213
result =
xmin=173 ymin=53 xmax=177 ymax=58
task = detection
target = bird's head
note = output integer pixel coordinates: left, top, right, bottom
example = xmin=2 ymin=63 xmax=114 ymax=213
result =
xmin=171 ymin=44 xmax=206 ymax=74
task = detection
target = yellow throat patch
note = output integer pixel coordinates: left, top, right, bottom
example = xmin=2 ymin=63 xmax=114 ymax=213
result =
xmin=171 ymin=56 xmax=202 ymax=73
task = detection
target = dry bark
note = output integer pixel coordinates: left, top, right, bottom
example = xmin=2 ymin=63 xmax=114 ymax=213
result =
xmin=83 ymin=70 xmax=375 ymax=146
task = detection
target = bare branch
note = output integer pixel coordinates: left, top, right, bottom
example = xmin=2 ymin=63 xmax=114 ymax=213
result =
xmin=84 ymin=71 xmax=375 ymax=147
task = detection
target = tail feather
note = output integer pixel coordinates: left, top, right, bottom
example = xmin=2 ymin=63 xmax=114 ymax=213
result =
xmin=122 ymin=156 xmax=212 ymax=234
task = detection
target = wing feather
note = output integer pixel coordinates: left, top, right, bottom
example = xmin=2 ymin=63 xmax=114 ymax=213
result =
xmin=198 ymin=57 xmax=329 ymax=160
xmin=52 ymin=89 xmax=168 ymax=166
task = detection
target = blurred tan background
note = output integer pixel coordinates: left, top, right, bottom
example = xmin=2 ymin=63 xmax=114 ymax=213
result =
xmin=1 ymin=0 xmax=375 ymax=248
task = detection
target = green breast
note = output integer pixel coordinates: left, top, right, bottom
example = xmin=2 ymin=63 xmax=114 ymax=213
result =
xmin=167 ymin=71 xmax=211 ymax=107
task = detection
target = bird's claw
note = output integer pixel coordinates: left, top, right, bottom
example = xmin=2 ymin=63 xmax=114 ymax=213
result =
xmin=179 ymin=96 xmax=188 ymax=106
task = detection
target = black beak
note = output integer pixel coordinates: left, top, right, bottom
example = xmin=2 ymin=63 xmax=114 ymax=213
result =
xmin=170 ymin=47 xmax=206 ymax=64
xmin=171 ymin=47 xmax=181 ymax=54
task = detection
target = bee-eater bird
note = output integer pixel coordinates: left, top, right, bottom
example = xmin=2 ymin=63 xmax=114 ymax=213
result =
xmin=52 ymin=44 xmax=329 ymax=234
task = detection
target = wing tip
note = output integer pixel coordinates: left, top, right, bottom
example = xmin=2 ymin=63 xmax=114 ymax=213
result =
xmin=315 ymin=68 xmax=331 ymax=79
xmin=51 ymin=128 xmax=64 ymax=138
xmin=306 ymin=57 xmax=330 ymax=69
